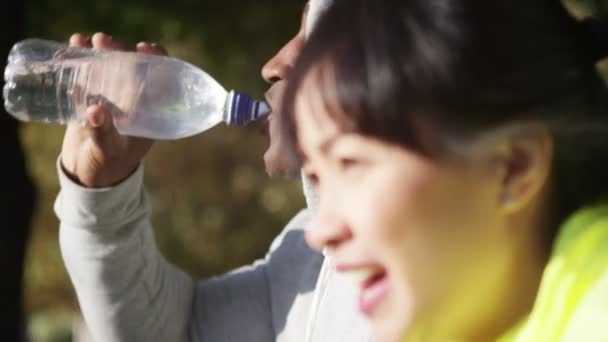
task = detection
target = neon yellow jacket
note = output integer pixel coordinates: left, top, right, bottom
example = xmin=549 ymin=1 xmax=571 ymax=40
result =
xmin=500 ymin=204 xmax=608 ymax=341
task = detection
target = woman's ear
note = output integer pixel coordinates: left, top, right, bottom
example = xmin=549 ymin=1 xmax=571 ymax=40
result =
xmin=495 ymin=132 xmax=553 ymax=214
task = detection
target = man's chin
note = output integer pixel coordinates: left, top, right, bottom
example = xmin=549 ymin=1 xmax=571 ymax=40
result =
xmin=265 ymin=163 xmax=301 ymax=179
xmin=264 ymin=150 xmax=300 ymax=179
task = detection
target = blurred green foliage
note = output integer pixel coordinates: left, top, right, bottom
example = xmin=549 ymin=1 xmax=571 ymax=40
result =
xmin=21 ymin=0 xmax=306 ymax=316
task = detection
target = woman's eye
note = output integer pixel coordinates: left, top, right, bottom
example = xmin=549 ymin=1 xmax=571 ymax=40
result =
xmin=338 ymin=157 xmax=360 ymax=170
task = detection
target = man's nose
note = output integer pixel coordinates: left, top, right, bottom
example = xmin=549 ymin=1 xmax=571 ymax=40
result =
xmin=262 ymin=49 xmax=292 ymax=84
xmin=261 ymin=36 xmax=302 ymax=84
xmin=305 ymin=208 xmax=352 ymax=252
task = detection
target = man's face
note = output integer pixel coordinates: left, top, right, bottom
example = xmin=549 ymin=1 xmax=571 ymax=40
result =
xmin=260 ymin=3 xmax=310 ymax=178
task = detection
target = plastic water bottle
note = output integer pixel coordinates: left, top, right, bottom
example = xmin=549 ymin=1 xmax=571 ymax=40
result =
xmin=2 ymin=39 xmax=270 ymax=139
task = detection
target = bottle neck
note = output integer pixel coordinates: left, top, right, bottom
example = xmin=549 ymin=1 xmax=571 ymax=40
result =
xmin=224 ymin=90 xmax=270 ymax=126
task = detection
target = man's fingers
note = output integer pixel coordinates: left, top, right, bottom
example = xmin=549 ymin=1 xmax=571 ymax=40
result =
xmin=69 ymin=33 xmax=91 ymax=48
xmin=85 ymin=105 xmax=108 ymax=128
xmin=85 ymin=104 xmax=124 ymax=146
xmin=64 ymin=105 xmax=114 ymax=144
xmin=136 ymin=42 xmax=152 ymax=53
xmin=150 ymin=43 xmax=168 ymax=56
xmin=91 ymin=32 xmax=127 ymax=51
xmin=72 ymin=33 xmax=165 ymax=55
xmin=136 ymin=41 xmax=168 ymax=56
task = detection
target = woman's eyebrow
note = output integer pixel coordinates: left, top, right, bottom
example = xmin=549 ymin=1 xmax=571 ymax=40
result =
xmin=300 ymin=134 xmax=340 ymax=161
xmin=318 ymin=135 xmax=340 ymax=155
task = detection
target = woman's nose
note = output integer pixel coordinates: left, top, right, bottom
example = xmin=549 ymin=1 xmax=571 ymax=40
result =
xmin=305 ymin=208 xmax=352 ymax=252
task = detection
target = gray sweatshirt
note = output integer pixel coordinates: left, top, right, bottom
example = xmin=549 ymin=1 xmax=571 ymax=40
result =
xmin=55 ymin=162 xmax=372 ymax=342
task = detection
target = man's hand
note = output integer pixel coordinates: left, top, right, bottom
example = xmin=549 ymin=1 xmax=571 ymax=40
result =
xmin=60 ymin=32 xmax=167 ymax=188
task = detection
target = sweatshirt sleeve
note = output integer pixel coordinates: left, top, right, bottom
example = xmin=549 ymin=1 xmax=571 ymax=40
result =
xmin=187 ymin=209 xmax=319 ymax=342
xmin=55 ymin=158 xmax=318 ymax=342
xmin=55 ymin=159 xmax=194 ymax=342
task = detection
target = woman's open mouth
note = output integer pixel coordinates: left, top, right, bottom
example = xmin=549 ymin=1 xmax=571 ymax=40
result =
xmin=359 ymin=268 xmax=389 ymax=315
xmin=336 ymin=264 xmax=390 ymax=316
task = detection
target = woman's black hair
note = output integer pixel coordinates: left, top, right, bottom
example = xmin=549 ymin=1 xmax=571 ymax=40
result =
xmin=282 ymin=0 xmax=608 ymax=223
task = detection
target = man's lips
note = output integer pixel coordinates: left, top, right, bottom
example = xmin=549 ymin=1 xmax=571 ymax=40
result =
xmin=255 ymin=112 xmax=271 ymax=135
xmin=255 ymin=97 xmax=273 ymax=135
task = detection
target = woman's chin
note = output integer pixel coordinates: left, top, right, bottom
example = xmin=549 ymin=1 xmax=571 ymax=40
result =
xmin=369 ymin=289 xmax=414 ymax=342
xmin=371 ymin=315 xmax=409 ymax=342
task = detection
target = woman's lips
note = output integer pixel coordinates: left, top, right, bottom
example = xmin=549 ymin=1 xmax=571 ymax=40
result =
xmin=335 ymin=264 xmax=389 ymax=316
xmin=359 ymin=270 xmax=389 ymax=315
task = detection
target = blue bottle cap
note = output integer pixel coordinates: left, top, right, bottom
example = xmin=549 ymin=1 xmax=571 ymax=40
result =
xmin=227 ymin=90 xmax=270 ymax=126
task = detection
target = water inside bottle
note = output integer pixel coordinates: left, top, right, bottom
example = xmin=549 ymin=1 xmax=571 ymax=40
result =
xmin=4 ymin=42 xmax=106 ymax=123
xmin=3 ymin=59 xmax=75 ymax=123
xmin=113 ymin=54 xmax=228 ymax=139
xmin=4 ymin=48 xmax=229 ymax=139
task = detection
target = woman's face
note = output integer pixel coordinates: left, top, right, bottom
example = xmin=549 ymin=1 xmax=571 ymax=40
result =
xmin=295 ymin=78 xmax=533 ymax=341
